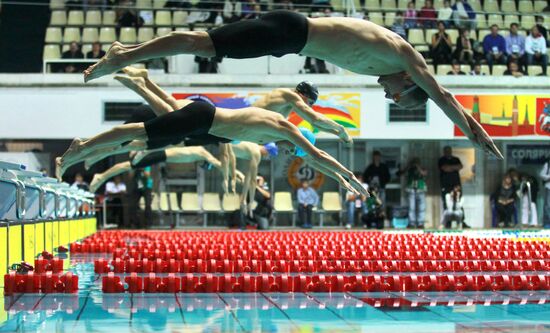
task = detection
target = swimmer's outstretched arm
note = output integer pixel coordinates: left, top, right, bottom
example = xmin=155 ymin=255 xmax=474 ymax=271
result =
xmin=302 ymin=156 xmax=359 ymax=195
xmin=89 ymin=161 xmax=132 ymax=193
xmin=402 ymin=44 xmax=503 ymax=159
xmin=279 ymin=121 xmax=367 ymax=197
xmin=282 ymin=89 xmax=352 ymax=144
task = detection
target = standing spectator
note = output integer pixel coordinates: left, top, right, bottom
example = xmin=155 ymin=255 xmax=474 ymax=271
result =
xmin=362 ymin=185 xmax=385 ymax=229
xmin=71 ymin=172 xmax=89 ymax=191
xmin=437 ymin=0 xmax=453 ymax=28
xmin=438 ymin=146 xmax=463 ymax=209
xmin=105 ymin=175 xmax=127 ymax=227
xmin=483 ymin=25 xmax=508 ymax=72
xmin=493 ymin=174 xmax=517 ymax=228
xmin=61 ymin=41 xmax=84 ymax=73
xmin=134 ymin=166 xmax=152 ymax=228
xmin=503 ymin=60 xmax=524 ymax=77
xmin=391 ymin=11 xmax=407 ymax=40
xmin=252 ymin=175 xmax=272 ymax=230
xmin=418 ymin=0 xmax=437 ymax=28
xmin=540 ymin=160 xmax=550 ymax=228
xmin=526 ymin=26 xmax=548 ymax=76
xmin=441 ymin=184 xmax=464 ymax=228
xmin=454 ymin=29 xmax=475 ymax=64
xmin=403 ymin=1 xmax=417 ymax=29
xmin=362 ymin=150 xmax=391 ymax=207
xmin=398 ymin=157 xmax=427 ymax=229
xmin=518 ymin=173 xmax=539 ymax=227
xmin=452 ymin=0 xmax=476 ymax=30
xmin=535 ymin=16 xmax=548 ymax=42
xmin=297 ymin=180 xmax=318 ymax=228
xmin=505 ymin=23 xmax=526 ymax=71
xmin=469 ymin=62 xmax=485 ymax=75
xmin=86 ymin=42 xmax=106 ymax=59
xmin=345 ymin=173 xmax=368 ymax=229
xmin=447 ymin=60 xmax=466 ymax=74
xmin=431 ymin=21 xmax=453 ymax=69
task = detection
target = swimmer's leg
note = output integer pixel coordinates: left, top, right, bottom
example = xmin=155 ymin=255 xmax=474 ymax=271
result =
xmin=114 ymin=75 xmax=173 ymax=116
xmin=123 ymin=67 xmax=181 ymax=111
xmin=84 ymin=141 xmax=147 ymax=170
xmin=84 ymin=31 xmax=215 ymax=82
xmin=89 ymin=161 xmax=132 ymax=193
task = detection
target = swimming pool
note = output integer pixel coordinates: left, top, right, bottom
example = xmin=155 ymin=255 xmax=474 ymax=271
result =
xmin=1 ymin=230 xmax=549 ymax=333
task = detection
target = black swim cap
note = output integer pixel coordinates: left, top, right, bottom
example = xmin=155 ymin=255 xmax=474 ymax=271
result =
xmin=295 ymin=81 xmax=319 ymax=104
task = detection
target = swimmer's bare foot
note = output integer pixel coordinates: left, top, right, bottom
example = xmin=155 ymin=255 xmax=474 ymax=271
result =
xmin=89 ymin=174 xmax=104 ymax=193
xmin=61 ymin=138 xmax=83 ymax=164
xmin=131 ymin=151 xmax=146 ymax=167
xmin=122 ymin=66 xmax=148 ymax=79
xmin=84 ymin=42 xmax=128 ymax=83
xmin=114 ymin=75 xmax=146 ymax=92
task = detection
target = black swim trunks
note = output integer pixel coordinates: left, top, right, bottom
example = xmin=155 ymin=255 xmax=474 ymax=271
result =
xmin=208 ymin=10 xmax=309 ymax=59
xmin=124 ymin=105 xmax=156 ymax=124
xmin=131 ymin=150 xmax=167 ymax=169
xmin=144 ymin=101 xmax=222 ymax=150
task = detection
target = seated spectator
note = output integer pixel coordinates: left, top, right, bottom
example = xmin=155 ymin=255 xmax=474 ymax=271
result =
xmin=493 ymin=174 xmax=517 ymax=227
xmin=297 ymin=180 xmax=318 ymax=229
xmin=431 ymin=21 xmax=453 ymax=68
xmin=526 ymin=26 xmax=548 ymax=76
xmin=165 ymin=0 xmax=192 ymax=9
xmin=105 ymin=175 xmax=127 ymax=227
xmin=454 ymin=29 xmax=475 ymax=64
xmin=84 ymin=0 xmax=108 ymax=10
xmin=345 ymin=173 xmax=368 ymax=229
xmin=304 ymin=57 xmax=329 ymax=73
xmin=71 ymin=172 xmax=89 ymax=191
xmin=437 ymin=0 xmax=453 ymax=28
xmin=483 ymin=25 xmax=507 ymax=72
xmin=506 ymin=23 xmax=526 ymax=71
xmin=242 ymin=0 xmax=261 ymax=19
xmin=251 ymin=175 xmax=272 ymax=230
xmin=452 ymin=0 xmax=476 ymax=30
xmin=116 ymin=0 xmax=144 ymax=29
xmin=86 ymin=42 xmax=106 ymax=59
xmin=535 ymin=16 xmax=548 ymax=42
xmin=504 ymin=60 xmax=525 ymax=77
xmin=274 ymin=0 xmax=294 ymax=10
xmin=418 ymin=0 xmax=436 ymax=28
xmin=447 ymin=61 xmax=466 ymax=75
xmin=403 ymin=1 xmax=417 ymax=29
xmin=469 ymin=62 xmax=485 ymax=75
xmin=62 ymin=41 xmax=84 ymax=73
xmin=362 ymin=185 xmax=385 ymax=229
xmin=391 ymin=11 xmax=407 ymax=40
xmin=223 ymin=0 xmax=242 ymax=23
xmin=311 ymin=0 xmax=334 ymax=13
xmin=398 ymin=157 xmax=427 ymax=229
xmin=441 ymin=184 xmax=464 ymax=228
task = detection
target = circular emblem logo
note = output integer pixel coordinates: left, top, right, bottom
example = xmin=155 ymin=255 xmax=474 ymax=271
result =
xmin=287 ymin=158 xmax=324 ymax=189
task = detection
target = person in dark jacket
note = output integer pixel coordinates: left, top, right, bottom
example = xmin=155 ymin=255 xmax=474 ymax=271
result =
xmin=362 ymin=150 xmax=390 ymax=207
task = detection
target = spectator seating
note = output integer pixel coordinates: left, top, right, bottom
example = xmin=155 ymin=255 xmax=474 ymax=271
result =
xmin=180 ymin=192 xmax=200 ymax=213
xmin=317 ymin=192 xmax=343 ymax=227
xmin=222 ymin=193 xmax=240 ymax=212
xmin=43 ymin=0 xmax=550 ymax=76
xmin=273 ymin=192 xmax=296 ymax=226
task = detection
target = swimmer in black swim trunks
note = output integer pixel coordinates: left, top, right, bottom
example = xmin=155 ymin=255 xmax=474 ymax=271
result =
xmin=89 ymin=146 xmax=244 ymax=193
xmin=57 ymin=100 xmax=368 ymax=197
xmin=83 ymin=10 xmax=501 ymax=159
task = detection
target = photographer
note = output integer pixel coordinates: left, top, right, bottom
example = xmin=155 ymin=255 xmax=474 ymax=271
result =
xmin=398 ymin=157 xmax=428 ymax=229
xmin=518 ymin=173 xmax=538 ymax=227
xmin=540 ymin=161 xmax=550 ymax=228
xmin=361 ymin=186 xmax=385 ymax=229
xmin=251 ymin=174 xmax=272 ymax=230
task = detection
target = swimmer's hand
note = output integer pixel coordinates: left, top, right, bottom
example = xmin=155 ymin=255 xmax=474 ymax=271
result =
xmin=339 ymin=129 xmax=353 ymax=146
xmin=235 ymin=170 xmax=245 ymax=184
xmin=465 ymin=113 xmax=503 ymax=159
xmin=346 ymin=174 xmax=370 ymax=198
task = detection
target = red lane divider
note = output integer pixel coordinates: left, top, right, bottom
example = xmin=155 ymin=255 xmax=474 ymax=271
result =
xmin=4 ymin=271 xmax=78 ymax=295
xmin=93 ymin=258 xmax=550 ymax=274
xmin=101 ymin=273 xmax=550 ymax=293
xmin=34 ymin=258 xmax=64 ymax=274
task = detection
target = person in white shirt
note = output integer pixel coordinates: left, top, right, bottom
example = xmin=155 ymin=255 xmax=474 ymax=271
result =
xmin=525 ymin=26 xmax=548 ymax=76
xmin=441 ymin=184 xmax=464 ymax=228
xmin=540 ymin=160 xmax=550 ymax=228
xmin=518 ymin=173 xmax=538 ymax=227
xmin=345 ymin=173 xmax=369 ymax=229
xmin=437 ymin=0 xmax=453 ymax=27
xmin=105 ymin=175 xmax=127 ymax=227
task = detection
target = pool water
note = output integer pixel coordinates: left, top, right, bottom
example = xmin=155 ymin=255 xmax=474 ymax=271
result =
xmin=1 ymin=258 xmax=549 ymax=333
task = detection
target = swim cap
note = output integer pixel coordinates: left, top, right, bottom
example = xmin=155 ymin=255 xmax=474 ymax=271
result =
xmin=263 ymin=142 xmax=278 ymax=157
xmin=295 ymin=127 xmax=316 ymax=157
xmin=295 ymin=81 xmax=319 ymax=104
